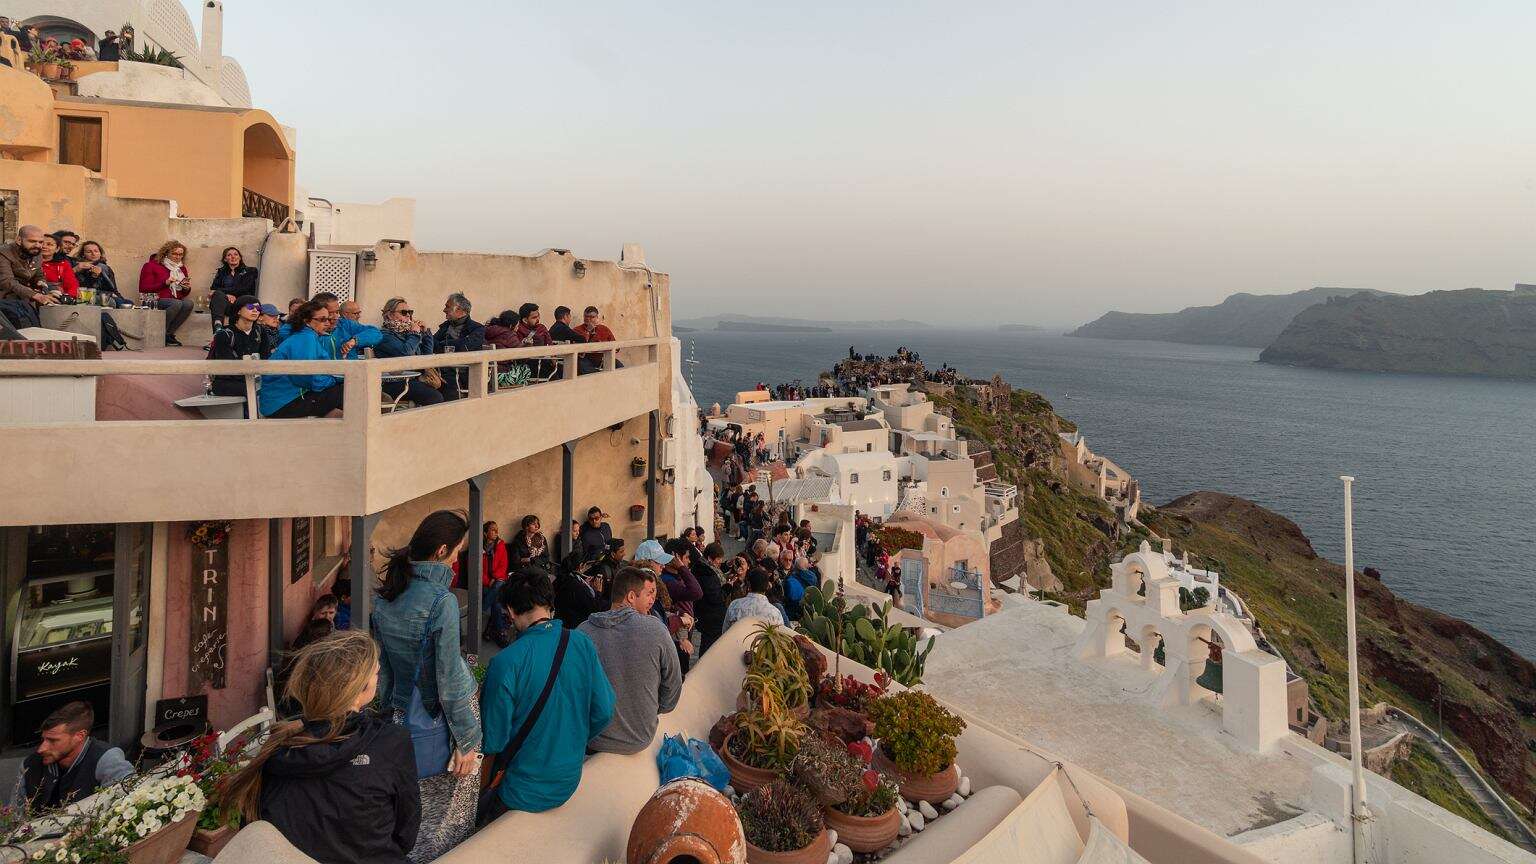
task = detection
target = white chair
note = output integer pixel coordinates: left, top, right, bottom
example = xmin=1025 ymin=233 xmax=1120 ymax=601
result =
xmin=218 ymin=706 xmax=275 ymax=756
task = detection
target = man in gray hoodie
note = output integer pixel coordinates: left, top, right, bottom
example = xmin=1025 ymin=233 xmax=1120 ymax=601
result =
xmin=578 ymin=566 xmax=684 ymax=755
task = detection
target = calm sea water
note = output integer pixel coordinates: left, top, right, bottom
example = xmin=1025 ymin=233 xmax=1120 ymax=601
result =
xmin=682 ymin=328 xmax=1536 ymax=660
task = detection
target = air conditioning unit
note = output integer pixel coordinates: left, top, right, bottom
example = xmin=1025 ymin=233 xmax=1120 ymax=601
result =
xmin=660 ymin=438 xmax=678 ymax=470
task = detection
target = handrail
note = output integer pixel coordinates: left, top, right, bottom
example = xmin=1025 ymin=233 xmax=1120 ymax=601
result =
xmin=0 ymin=337 xmax=663 ymax=377
xmin=1387 ymin=706 xmax=1536 ymax=850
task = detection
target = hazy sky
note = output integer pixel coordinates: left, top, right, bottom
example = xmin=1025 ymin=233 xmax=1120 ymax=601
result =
xmin=205 ymin=1 xmax=1535 ymax=326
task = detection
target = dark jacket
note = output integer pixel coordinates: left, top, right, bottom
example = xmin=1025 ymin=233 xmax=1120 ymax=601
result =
xmin=690 ymin=559 xmax=729 ymax=646
xmin=374 ymin=327 xmax=434 ymax=359
xmin=549 ymin=321 xmax=585 ymax=344
xmin=97 ymin=38 xmax=119 ymax=61
xmin=14 ymin=739 xmax=134 ymax=812
xmin=433 ymin=317 xmax=485 ymax=353
xmin=75 ymin=259 xmax=121 ymax=299
xmin=259 ymin=712 xmax=420 ymax=864
xmin=554 ymin=568 xmax=606 ymax=631
xmin=210 ymin=264 xmax=259 ymax=299
xmin=207 ymin=322 xmax=275 ymax=391
xmin=577 ymin=521 xmax=612 ymax=561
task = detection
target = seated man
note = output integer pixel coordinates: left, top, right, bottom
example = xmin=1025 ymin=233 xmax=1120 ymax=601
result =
xmin=0 ymin=225 xmax=59 ymax=329
xmin=577 ymin=507 xmax=613 ymax=562
xmin=11 ymin=702 xmax=134 ymax=812
xmin=724 ymin=567 xmax=785 ymax=629
xmin=313 ymin=292 xmax=381 ymax=360
xmin=480 ymin=575 xmax=614 ymax=819
xmin=578 ymin=567 xmax=682 ymax=755
xmin=574 ymin=305 xmax=620 ymax=372
xmin=433 ymin=292 xmax=485 ymax=399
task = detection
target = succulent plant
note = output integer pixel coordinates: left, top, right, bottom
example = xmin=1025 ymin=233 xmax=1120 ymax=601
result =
xmin=736 ymin=780 xmax=825 ymax=853
xmin=797 ymin=583 xmax=935 ymax=685
xmin=790 ymin=733 xmax=866 ymax=806
xmin=868 ymin=690 xmax=965 ymax=777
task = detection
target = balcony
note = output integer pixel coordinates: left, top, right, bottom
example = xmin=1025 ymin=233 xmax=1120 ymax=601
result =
xmin=0 ymin=339 xmax=662 ymax=525
xmin=241 ymin=187 xmax=290 ymax=224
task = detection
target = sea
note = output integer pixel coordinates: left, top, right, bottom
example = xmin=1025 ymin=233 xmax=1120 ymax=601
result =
xmin=681 ymin=328 xmax=1536 ymax=661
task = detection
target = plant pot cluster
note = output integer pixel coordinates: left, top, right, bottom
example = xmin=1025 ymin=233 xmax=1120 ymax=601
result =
xmin=702 ymin=623 xmax=968 ymax=863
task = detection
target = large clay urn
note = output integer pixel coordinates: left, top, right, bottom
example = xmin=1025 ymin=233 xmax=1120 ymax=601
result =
xmin=627 ymin=779 xmax=746 ymax=864
xmin=873 ymin=747 xmax=959 ymax=804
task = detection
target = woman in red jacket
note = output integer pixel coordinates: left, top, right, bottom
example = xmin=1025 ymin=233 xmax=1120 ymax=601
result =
xmin=37 ymin=234 xmax=79 ymax=298
xmin=137 ymin=239 xmax=194 ymax=346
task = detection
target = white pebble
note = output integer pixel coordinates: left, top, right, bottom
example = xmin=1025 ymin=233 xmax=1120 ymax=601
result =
xmin=885 ymin=841 xmax=902 ymax=854
xmin=918 ymin=800 xmax=939 ymax=820
xmin=943 ymin=795 xmax=962 ymax=810
xmin=834 ymin=843 xmax=853 ymax=864
xmin=827 ymin=830 xmax=838 ymax=848
xmin=725 ymin=785 xmax=736 ymax=798
xmin=908 ymin=810 xmax=925 ymax=831
xmin=898 ymin=816 xmax=912 ymax=837
xmin=825 ymin=854 xmax=837 ymax=864
xmin=958 ymin=776 xmax=971 ymax=797
xmin=895 ymin=797 xmax=909 ymax=813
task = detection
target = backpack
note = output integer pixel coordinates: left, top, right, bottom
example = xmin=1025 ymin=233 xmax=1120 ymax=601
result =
xmin=100 ymin=313 xmax=127 ymax=351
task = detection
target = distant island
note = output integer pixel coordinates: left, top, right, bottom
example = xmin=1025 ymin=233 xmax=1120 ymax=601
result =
xmin=675 ymin=313 xmax=925 ymax=331
xmin=1068 ymin=287 xmax=1385 ymax=348
xmin=998 ymin=323 xmax=1043 ymax=332
xmin=1260 ymin=286 xmax=1536 ymax=378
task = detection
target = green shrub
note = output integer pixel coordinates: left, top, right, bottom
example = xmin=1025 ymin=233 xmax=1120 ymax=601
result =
xmin=868 ymin=690 xmax=965 ymax=776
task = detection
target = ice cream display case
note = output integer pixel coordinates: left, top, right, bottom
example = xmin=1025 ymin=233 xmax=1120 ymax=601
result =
xmin=11 ymin=570 xmax=116 ymax=706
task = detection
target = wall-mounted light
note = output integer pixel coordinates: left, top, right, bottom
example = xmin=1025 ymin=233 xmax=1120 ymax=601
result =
xmin=359 ymin=249 xmax=377 ymax=270
xmin=573 ymin=260 xmax=587 ymax=279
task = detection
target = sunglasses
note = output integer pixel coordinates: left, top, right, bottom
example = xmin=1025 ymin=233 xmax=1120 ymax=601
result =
xmin=243 ymin=303 xmax=261 ymax=311
xmin=397 ymin=309 xmax=414 ymax=317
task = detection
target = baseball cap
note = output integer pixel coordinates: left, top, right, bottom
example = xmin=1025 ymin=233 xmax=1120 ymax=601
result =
xmin=258 ymin=303 xmax=281 ymax=316
xmin=635 ymin=539 xmax=672 ymax=565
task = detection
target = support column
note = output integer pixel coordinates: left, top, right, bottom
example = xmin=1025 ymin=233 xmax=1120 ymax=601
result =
xmin=647 ymin=411 xmax=659 ymax=538
xmin=268 ymin=519 xmax=283 ymax=668
xmin=350 ymin=513 xmax=381 ymax=629
xmin=467 ymin=472 xmax=491 ymax=655
xmin=560 ymin=441 xmax=575 ymax=559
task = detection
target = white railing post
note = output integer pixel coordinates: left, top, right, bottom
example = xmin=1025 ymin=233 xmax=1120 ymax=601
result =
xmin=563 ymin=346 xmax=579 ymax=380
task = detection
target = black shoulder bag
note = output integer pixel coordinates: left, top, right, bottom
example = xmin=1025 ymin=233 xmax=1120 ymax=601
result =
xmin=475 ymin=627 xmax=570 ymax=827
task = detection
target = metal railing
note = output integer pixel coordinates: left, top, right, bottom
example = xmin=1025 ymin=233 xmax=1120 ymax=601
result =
xmin=241 ymin=187 xmax=291 ymax=224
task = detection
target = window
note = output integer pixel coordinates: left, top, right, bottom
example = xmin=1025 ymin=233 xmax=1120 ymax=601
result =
xmin=866 ymin=443 xmax=873 ymax=451
xmin=58 ymin=116 xmax=103 ymax=172
xmin=940 ymin=486 xmax=950 ymax=498
xmin=882 ymin=469 xmax=892 ymax=481
xmin=849 ymin=473 xmax=860 ymax=485
xmin=952 ymin=504 xmax=961 ymax=514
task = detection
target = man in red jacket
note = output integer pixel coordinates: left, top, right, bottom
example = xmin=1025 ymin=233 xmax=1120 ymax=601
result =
xmin=575 ymin=305 xmax=620 ymax=371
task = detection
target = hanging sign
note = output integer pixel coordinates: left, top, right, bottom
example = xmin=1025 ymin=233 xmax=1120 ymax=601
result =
xmin=189 ymin=534 xmax=230 ymax=690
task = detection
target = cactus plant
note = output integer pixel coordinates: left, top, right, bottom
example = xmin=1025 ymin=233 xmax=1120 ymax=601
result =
xmin=796 ymin=583 xmax=935 ymax=686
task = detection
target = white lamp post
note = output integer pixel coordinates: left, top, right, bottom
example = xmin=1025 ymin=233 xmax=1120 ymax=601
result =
xmin=1342 ymin=475 xmax=1372 ymax=863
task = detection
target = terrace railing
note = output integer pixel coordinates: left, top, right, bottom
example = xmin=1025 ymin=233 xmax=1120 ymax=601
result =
xmin=0 ymin=338 xmax=663 ymax=525
xmin=241 ymin=187 xmax=291 ymax=224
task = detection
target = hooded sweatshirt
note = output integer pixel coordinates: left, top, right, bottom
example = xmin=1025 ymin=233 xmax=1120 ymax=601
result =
xmin=258 ymin=712 xmax=419 ymax=864
xmin=577 ymin=606 xmax=682 ymax=755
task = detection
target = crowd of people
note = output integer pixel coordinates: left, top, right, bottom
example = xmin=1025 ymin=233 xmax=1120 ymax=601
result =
xmin=0 ymin=17 xmax=133 ymax=66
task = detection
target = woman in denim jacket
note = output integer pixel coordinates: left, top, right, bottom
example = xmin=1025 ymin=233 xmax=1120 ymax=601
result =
xmin=372 ymin=510 xmax=481 ymax=862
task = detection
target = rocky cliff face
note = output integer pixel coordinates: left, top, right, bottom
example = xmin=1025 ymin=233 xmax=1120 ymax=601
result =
xmin=1147 ymin=492 xmax=1536 ymax=810
xmin=1069 ymin=288 xmax=1382 ymax=348
xmin=1259 ymin=287 xmax=1536 ymax=378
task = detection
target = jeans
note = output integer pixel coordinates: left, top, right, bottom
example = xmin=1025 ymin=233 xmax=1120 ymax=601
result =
xmin=483 ymin=580 xmax=510 ymax=635
xmin=155 ymin=298 xmax=192 ymax=337
xmin=0 ymin=299 xmax=39 ymax=330
xmin=383 ymin=378 xmax=446 ymax=407
xmin=268 ymin=383 xmax=345 ymax=418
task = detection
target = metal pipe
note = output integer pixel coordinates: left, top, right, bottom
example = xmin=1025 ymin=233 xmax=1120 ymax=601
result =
xmin=647 ymin=411 xmax=658 ymax=538
xmin=560 ymin=442 xmax=575 ymax=559
xmin=1342 ymin=475 xmax=1370 ymax=864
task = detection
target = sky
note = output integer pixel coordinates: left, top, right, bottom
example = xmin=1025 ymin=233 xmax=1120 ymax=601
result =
xmin=204 ymin=1 xmax=1535 ymax=326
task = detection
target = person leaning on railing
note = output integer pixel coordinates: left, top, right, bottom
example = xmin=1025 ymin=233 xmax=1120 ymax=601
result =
xmin=258 ymin=300 xmax=347 ymax=419
xmin=376 ymin=296 xmax=446 ymax=406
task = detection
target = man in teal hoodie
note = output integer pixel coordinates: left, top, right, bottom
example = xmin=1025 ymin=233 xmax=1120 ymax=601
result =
xmin=481 ymin=574 xmax=614 ymax=818
xmin=259 ymin=301 xmax=347 ymax=418
xmin=314 ymin=292 xmax=381 ymax=359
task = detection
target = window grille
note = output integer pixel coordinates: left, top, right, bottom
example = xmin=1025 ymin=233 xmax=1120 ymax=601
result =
xmin=307 ymin=250 xmax=358 ymax=301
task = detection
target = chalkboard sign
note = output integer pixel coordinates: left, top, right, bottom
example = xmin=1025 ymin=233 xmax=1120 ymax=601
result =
xmin=189 ymin=539 xmax=229 ymax=690
xmin=291 ymin=517 xmax=311 ymax=584
xmin=152 ymin=695 xmax=208 ymax=737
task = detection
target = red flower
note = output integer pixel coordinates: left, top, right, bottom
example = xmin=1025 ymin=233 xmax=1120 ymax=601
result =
xmin=862 ymin=769 xmax=880 ymax=791
xmin=846 ymin=740 xmax=873 ymax=764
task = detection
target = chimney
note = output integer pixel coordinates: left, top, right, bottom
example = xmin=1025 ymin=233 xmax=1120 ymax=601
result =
xmin=201 ymin=0 xmax=224 ymax=82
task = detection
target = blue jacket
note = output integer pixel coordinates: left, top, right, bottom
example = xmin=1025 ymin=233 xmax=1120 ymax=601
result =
xmin=258 ymin=326 xmax=339 ymax=417
xmin=481 ymin=619 xmax=613 ymax=812
xmin=371 ymin=562 xmax=482 ymax=753
xmin=375 ymin=327 xmax=434 ymax=359
xmin=323 ymin=317 xmax=383 ymax=360
xmin=784 ymin=568 xmax=819 ymax=619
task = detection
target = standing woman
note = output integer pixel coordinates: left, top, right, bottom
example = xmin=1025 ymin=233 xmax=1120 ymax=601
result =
xmin=208 ymin=247 xmax=259 ymax=326
xmin=221 ymin=632 xmax=420 ymax=864
xmin=371 ymin=510 xmax=481 ymax=863
xmin=137 ymin=239 xmax=194 ymax=346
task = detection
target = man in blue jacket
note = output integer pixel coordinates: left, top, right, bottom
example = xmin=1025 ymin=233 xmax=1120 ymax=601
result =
xmin=783 ymin=556 xmax=820 ymax=621
xmin=481 ymin=574 xmax=614 ymax=820
xmin=259 ymin=301 xmax=347 ymax=418
xmin=315 ymin=292 xmax=381 ymax=359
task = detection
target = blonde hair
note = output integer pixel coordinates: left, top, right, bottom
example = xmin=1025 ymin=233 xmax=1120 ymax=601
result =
xmin=220 ymin=631 xmax=379 ymax=820
xmin=382 ymin=296 xmax=409 ymax=316
xmin=154 ymin=240 xmax=187 ymax=262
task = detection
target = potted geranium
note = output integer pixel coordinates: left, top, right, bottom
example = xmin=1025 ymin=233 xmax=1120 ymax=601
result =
xmin=791 ymin=733 xmax=901 ymax=852
xmin=735 ymin=780 xmax=830 ymax=864
xmin=867 ymin=690 xmax=966 ymax=803
xmin=178 ymin=732 xmax=246 ymax=857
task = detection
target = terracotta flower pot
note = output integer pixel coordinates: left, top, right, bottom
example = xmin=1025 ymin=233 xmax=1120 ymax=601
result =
xmin=824 ymin=805 xmax=900 ymax=853
xmin=719 ymin=732 xmax=781 ymax=794
xmin=873 ymin=747 xmax=959 ymax=804
xmin=188 ymin=823 xmax=240 ymax=858
xmin=626 ymin=779 xmax=745 ymax=864
xmin=38 ymin=62 xmax=60 ymax=79
xmin=126 ymin=815 xmax=197 ymax=864
xmin=745 ymin=828 xmax=830 ymax=864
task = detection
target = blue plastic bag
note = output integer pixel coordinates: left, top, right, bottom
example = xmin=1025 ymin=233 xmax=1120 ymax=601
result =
xmin=656 ymin=734 xmax=730 ymax=791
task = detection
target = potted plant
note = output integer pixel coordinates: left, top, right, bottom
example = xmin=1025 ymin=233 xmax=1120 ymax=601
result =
xmin=740 ymin=623 xmax=811 ymax=718
xmin=735 ymin=780 xmax=830 ymax=864
xmin=29 ymin=47 xmax=61 ymax=79
xmin=179 ymin=732 xmax=246 ymax=857
xmin=631 ymin=456 xmax=648 ymax=477
xmin=826 ymin=771 xmax=901 ymax=853
xmin=867 ymin=690 xmax=966 ymax=803
xmin=57 ymin=57 xmax=75 ymax=80
xmin=721 ymin=681 xmax=804 ymax=793
xmin=46 ymin=773 xmax=205 ymax=864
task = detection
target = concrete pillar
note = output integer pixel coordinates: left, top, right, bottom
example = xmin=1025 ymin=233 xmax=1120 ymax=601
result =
xmin=466 ymin=473 xmax=490 ymax=655
xmin=350 ymin=513 xmax=381 ymax=628
xmin=559 ymin=442 xmax=575 ymax=559
xmin=647 ymin=411 xmax=658 ymax=538
xmin=200 ymin=0 xmax=224 ymax=83
xmin=267 ymin=519 xmax=283 ymax=668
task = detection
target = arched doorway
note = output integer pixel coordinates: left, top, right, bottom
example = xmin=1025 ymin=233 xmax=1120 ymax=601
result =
xmin=240 ymin=121 xmax=292 ymax=224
